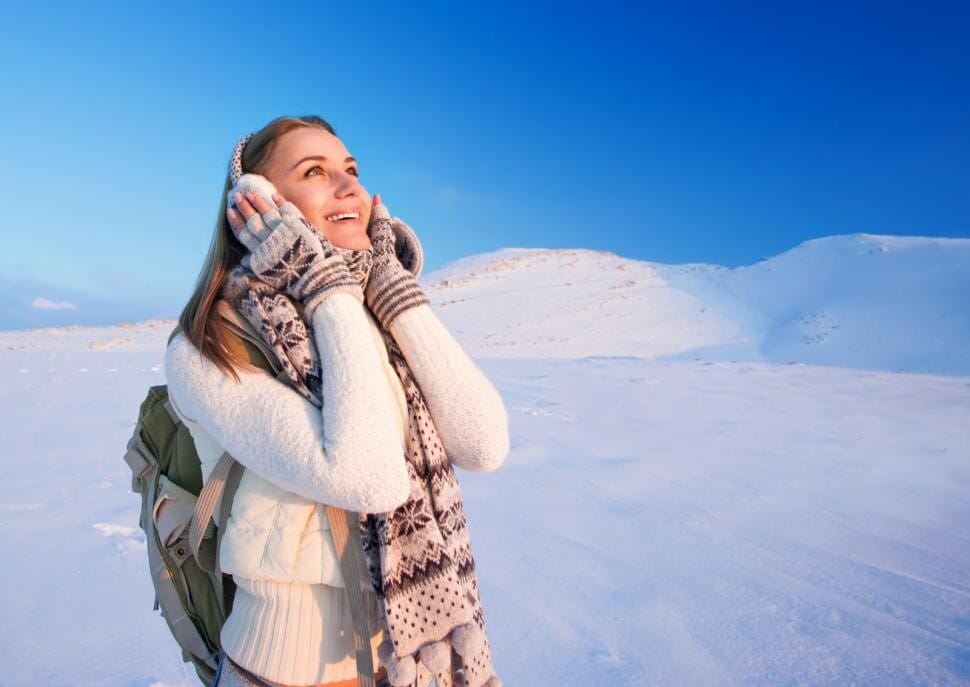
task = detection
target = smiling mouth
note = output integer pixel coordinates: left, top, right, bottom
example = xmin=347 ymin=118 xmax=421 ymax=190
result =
xmin=325 ymin=211 xmax=360 ymax=223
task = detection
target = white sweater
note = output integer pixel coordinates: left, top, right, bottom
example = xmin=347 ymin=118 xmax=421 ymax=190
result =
xmin=164 ymin=293 xmax=509 ymax=685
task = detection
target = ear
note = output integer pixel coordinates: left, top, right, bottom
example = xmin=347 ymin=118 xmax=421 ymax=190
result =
xmin=390 ymin=217 xmax=425 ymax=280
xmin=227 ymin=173 xmax=281 ymax=210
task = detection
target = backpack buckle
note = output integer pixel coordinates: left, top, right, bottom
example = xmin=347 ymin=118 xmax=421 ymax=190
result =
xmin=124 ymin=434 xmax=156 ymax=494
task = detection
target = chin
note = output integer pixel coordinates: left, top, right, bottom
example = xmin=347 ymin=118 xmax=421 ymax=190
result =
xmin=332 ymin=235 xmax=372 ymax=251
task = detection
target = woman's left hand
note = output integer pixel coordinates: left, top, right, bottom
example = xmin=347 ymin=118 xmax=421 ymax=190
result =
xmin=366 ymin=194 xmax=397 ymax=261
xmin=363 ymin=194 xmax=430 ymax=329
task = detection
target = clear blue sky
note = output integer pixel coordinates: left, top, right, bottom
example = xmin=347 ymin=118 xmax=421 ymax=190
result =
xmin=1 ymin=1 xmax=967 ymax=329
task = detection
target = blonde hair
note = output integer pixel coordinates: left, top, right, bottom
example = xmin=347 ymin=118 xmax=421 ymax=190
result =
xmin=176 ymin=115 xmax=338 ymax=382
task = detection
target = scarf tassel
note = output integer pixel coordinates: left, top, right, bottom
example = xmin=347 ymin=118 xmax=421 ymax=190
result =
xmin=378 ymin=621 xmax=501 ymax=687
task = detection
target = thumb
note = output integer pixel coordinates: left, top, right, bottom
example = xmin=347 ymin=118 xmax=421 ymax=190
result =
xmin=370 ymin=201 xmax=391 ymax=222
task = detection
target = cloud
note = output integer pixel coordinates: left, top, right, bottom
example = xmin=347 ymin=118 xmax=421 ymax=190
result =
xmin=0 ymin=270 xmax=177 ymax=330
xmin=33 ymin=296 xmax=76 ymax=310
xmin=426 ymin=184 xmax=489 ymax=208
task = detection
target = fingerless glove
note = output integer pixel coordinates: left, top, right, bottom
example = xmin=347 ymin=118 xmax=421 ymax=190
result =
xmin=364 ymin=203 xmax=430 ymax=330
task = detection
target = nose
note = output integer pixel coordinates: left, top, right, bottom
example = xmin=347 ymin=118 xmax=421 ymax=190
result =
xmin=334 ymin=170 xmax=362 ymax=198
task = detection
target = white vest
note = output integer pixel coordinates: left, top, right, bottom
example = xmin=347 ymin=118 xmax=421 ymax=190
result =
xmin=169 ymin=302 xmax=410 ymax=589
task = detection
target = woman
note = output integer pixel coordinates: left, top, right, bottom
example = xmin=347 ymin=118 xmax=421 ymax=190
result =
xmin=164 ymin=115 xmax=508 ymax=687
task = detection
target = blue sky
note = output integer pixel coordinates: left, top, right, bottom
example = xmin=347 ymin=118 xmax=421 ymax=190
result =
xmin=0 ymin=1 xmax=967 ymax=329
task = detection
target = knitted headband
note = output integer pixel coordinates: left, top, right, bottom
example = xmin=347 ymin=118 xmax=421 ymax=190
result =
xmin=229 ymin=132 xmax=256 ymax=185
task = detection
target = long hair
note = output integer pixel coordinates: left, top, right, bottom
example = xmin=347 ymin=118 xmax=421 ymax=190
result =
xmin=176 ymin=115 xmax=337 ymax=382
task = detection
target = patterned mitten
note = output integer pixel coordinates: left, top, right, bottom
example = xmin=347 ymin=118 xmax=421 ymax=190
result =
xmin=364 ymin=202 xmax=430 ymax=329
xmin=230 ymin=174 xmax=363 ymax=322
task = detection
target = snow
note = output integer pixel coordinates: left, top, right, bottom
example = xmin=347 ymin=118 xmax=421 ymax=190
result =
xmin=0 ymin=233 xmax=967 ymax=685
xmin=421 ymin=233 xmax=970 ymax=375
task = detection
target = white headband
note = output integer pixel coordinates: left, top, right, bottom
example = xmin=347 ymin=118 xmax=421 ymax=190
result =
xmin=228 ymin=131 xmax=256 ymax=185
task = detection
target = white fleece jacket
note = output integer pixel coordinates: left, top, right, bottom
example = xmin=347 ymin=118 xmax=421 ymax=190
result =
xmin=163 ymin=293 xmax=509 ymax=684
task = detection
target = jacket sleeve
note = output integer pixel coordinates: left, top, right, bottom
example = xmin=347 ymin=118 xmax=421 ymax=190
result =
xmin=387 ymin=303 xmax=510 ymax=472
xmin=164 ymin=292 xmax=411 ymax=513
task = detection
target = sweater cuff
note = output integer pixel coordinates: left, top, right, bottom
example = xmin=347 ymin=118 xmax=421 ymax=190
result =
xmin=301 ymin=282 xmax=365 ymax=325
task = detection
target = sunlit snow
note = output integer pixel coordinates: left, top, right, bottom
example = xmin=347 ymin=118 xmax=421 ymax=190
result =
xmin=1 ymin=233 xmax=967 ymax=686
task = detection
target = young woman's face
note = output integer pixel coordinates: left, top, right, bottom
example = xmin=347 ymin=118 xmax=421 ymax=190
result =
xmin=261 ymin=127 xmax=372 ymax=250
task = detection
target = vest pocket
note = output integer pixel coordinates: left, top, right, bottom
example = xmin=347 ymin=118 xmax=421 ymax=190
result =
xmin=219 ymin=470 xmax=347 ymax=586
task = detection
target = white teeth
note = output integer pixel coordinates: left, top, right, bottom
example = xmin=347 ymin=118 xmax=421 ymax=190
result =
xmin=326 ymin=212 xmax=359 ymax=222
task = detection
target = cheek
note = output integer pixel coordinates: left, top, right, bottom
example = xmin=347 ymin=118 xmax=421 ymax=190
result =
xmin=359 ymin=188 xmax=372 ymax=224
xmin=294 ymin=199 xmax=316 ymax=220
xmin=272 ymin=181 xmax=309 ymax=211
xmin=284 ymin=188 xmax=322 ymax=220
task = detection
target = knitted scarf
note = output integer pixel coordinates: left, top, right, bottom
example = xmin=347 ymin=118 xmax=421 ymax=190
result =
xmin=220 ymin=240 xmax=501 ymax=687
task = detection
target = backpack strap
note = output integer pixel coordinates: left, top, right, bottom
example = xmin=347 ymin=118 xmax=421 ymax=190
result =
xmin=189 ymin=451 xmax=245 ymax=618
xmin=213 ymin=299 xmax=289 ymax=382
xmin=325 ymin=506 xmax=377 ymax=687
xmin=189 ymin=452 xmax=238 ymax=572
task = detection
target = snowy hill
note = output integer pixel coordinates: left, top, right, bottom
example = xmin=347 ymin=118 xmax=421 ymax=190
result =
xmin=655 ymin=233 xmax=970 ymax=374
xmin=420 ymin=233 xmax=970 ymax=374
xmin=1 ymin=234 xmax=968 ymax=685
xmin=5 ymin=232 xmax=966 ymax=375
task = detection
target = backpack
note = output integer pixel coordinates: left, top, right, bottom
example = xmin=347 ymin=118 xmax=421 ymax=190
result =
xmin=124 ymin=302 xmax=380 ymax=687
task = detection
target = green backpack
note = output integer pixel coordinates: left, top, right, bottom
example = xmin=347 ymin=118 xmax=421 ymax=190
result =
xmin=125 ymin=381 xmax=231 ymax=685
xmin=123 ymin=310 xmax=276 ymax=685
xmin=125 ymin=304 xmax=381 ymax=687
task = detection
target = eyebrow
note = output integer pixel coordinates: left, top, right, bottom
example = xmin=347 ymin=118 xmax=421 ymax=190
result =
xmin=290 ymin=155 xmax=357 ymax=171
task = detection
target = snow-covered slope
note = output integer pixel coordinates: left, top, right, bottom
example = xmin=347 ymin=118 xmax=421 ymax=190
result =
xmin=0 ymin=233 xmax=968 ymax=685
xmin=7 ymin=232 xmax=963 ymax=375
xmin=1 ymin=353 xmax=967 ymax=686
xmin=422 ymin=247 xmax=744 ymax=360
xmin=421 ymin=233 xmax=970 ymax=374
xmin=655 ymin=233 xmax=970 ymax=374
xmin=0 ymin=319 xmax=175 ymax=352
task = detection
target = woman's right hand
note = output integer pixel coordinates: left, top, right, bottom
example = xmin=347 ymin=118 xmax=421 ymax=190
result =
xmin=227 ymin=189 xmax=365 ymax=319
xmin=227 ymin=190 xmax=333 ymax=255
